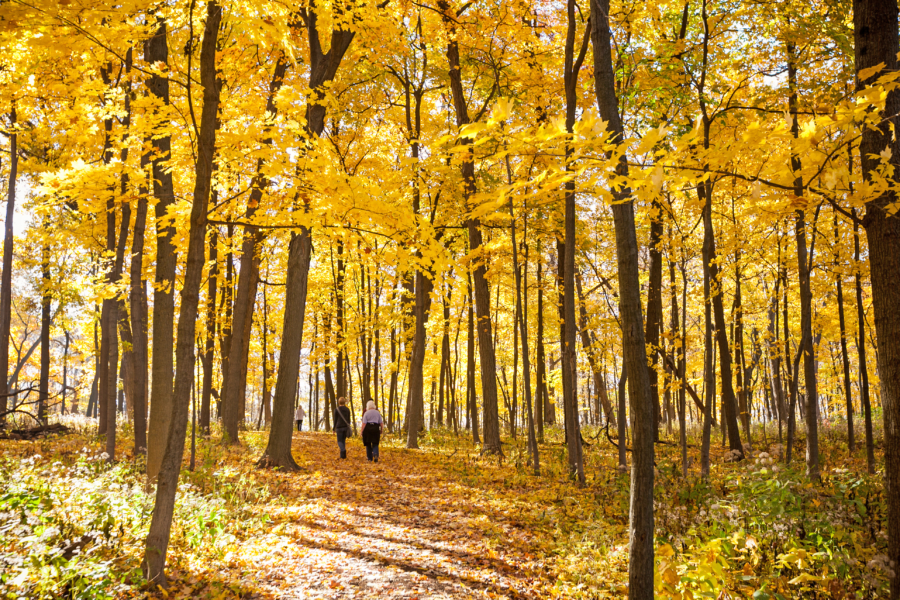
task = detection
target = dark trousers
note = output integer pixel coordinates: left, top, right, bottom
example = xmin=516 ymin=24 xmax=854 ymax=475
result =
xmin=365 ymin=440 xmax=380 ymax=461
xmin=363 ymin=427 xmax=380 ymax=460
xmin=296 ymin=419 xmax=303 ymax=431
xmin=336 ymin=428 xmax=348 ymax=453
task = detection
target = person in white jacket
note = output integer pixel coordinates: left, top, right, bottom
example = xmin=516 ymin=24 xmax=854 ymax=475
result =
xmin=295 ymin=405 xmax=306 ymax=432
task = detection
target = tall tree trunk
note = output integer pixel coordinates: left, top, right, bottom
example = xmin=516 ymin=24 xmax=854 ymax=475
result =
xmin=854 ymin=213 xmax=875 ymax=473
xmin=38 ymin=231 xmax=51 ymax=424
xmin=834 ymin=211 xmax=855 ymax=452
xmin=734 ymin=257 xmax=751 ymax=445
xmin=258 ymin=7 xmax=356 ymax=468
xmin=562 ymin=0 xmax=590 ymax=481
xmin=438 ymin=283 xmax=450 ymax=427
xmin=145 ymin=18 xmax=179 ymax=480
xmin=406 ymin=268 xmax=433 ymax=448
xmin=511 ymin=189 xmax=538 ymax=474
xmin=767 ymin=275 xmax=785 ymax=440
xmin=854 ymin=4 xmax=900 ymax=595
xmin=787 ymin=41 xmax=820 ymax=480
xmin=646 ymin=205 xmax=663 ymax=438
xmin=439 ymin=0 xmax=500 ymax=453
xmin=0 ymin=104 xmax=17 ymax=426
xmin=130 ymin=153 xmax=150 ymax=452
xmin=536 ymin=256 xmax=548 ymax=437
xmin=591 ymin=0 xmax=655 ymax=594
xmin=467 ymin=272 xmax=480 ymax=443
xmin=222 ymin=57 xmax=288 ymax=443
xmin=142 ymin=1 xmax=222 ymax=582
xmin=670 ymin=258 xmax=688 ymax=477
xmin=200 ymin=228 xmax=217 ymax=434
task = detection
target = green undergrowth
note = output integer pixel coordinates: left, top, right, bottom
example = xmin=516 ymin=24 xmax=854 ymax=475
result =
xmin=0 ymin=416 xmax=891 ymax=599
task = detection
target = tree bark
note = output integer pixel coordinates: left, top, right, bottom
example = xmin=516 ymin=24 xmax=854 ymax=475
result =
xmin=834 ymin=211 xmax=855 ymax=452
xmin=591 ymin=0 xmax=655 ymax=594
xmin=562 ymin=0 xmax=590 ymax=480
xmin=439 ymin=0 xmax=501 ymax=453
xmin=786 ymin=41 xmax=820 ymax=480
xmin=467 ymin=272 xmax=480 ymax=443
xmin=854 ymin=3 xmax=900 ymax=594
xmin=222 ymin=57 xmax=288 ymax=443
xmin=38 ymin=231 xmax=50 ymax=424
xmin=200 ymin=228 xmax=217 ymax=434
xmin=258 ymin=5 xmax=355 ymax=468
xmin=130 ymin=152 xmax=150 ymax=452
xmin=854 ymin=213 xmax=875 ymax=473
xmin=143 ymin=1 xmax=221 ymax=584
xmin=145 ymin=18 xmax=178 ymax=480
xmin=406 ymin=268 xmax=433 ymax=448
xmin=0 ymin=104 xmax=17 ymax=426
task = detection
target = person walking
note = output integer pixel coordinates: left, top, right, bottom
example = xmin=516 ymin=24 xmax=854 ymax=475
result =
xmin=295 ymin=404 xmax=306 ymax=432
xmin=334 ymin=397 xmax=352 ymax=459
xmin=361 ymin=400 xmax=383 ymax=462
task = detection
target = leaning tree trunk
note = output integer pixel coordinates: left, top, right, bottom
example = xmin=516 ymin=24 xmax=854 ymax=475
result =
xmin=591 ymin=0 xmax=654 ymax=596
xmin=854 ymin=2 xmax=900 ymax=596
xmin=142 ymin=1 xmax=221 ymax=584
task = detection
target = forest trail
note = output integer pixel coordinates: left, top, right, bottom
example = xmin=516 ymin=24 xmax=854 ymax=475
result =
xmin=226 ymin=433 xmax=552 ymax=599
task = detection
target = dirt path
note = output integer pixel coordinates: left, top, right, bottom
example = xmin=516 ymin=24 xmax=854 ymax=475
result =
xmin=232 ymin=433 xmax=551 ymax=599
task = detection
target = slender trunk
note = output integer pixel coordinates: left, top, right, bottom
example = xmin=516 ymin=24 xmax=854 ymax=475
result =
xmin=669 ymin=259 xmax=687 ymax=477
xmin=0 ymin=104 xmax=17 ymax=425
xmin=222 ymin=58 xmax=287 ymax=442
xmin=834 ymin=211 xmax=855 ymax=452
xmin=854 ymin=213 xmax=875 ymax=473
xmin=467 ymin=272 xmax=480 ymax=443
xmin=38 ymin=233 xmax=51 ymax=424
xmin=536 ymin=257 xmax=548 ymax=437
xmin=591 ymin=0 xmax=654 ymax=593
xmin=617 ymin=365 xmax=627 ymax=468
xmin=511 ymin=190 xmax=538 ymax=474
xmin=142 ymin=0 xmax=221 ymax=583
xmin=439 ymin=0 xmax=500 ymax=452
xmin=562 ymin=0 xmax=589 ymax=481
xmin=200 ymin=228 xmax=217 ymax=433
xmin=734 ymin=258 xmax=751 ymax=445
xmin=130 ymin=153 xmax=150 ymax=452
xmin=787 ymin=41 xmax=820 ymax=480
xmin=438 ymin=283 xmax=450 ymax=427
xmin=646 ymin=206 xmax=663 ymax=438
xmin=406 ymin=269 xmax=433 ymax=448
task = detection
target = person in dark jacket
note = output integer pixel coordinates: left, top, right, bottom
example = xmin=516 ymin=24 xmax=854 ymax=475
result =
xmin=361 ymin=401 xmax=383 ymax=462
xmin=333 ymin=397 xmax=352 ymax=459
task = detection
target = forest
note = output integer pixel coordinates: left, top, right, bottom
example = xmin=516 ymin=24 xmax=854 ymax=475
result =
xmin=1 ymin=0 xmax=899 ymax=597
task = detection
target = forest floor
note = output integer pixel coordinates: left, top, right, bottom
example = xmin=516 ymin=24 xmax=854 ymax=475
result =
xmin=0 ymin=416 xmax=893 ymax=599
xmin=190 ymin=432 xmax=564 ymax=599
